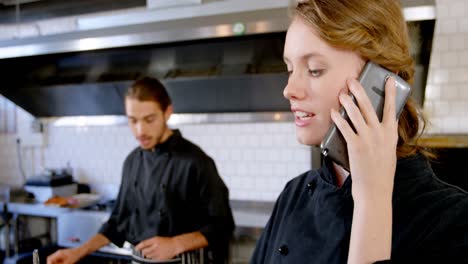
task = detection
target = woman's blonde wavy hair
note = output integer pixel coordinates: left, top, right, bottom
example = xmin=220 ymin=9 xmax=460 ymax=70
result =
xmin=291 ymin=0 xmax=433 ymax=159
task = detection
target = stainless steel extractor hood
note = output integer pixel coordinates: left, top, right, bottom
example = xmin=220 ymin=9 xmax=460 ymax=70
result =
xmin=0 ymin=0 xmax=436 ymax=119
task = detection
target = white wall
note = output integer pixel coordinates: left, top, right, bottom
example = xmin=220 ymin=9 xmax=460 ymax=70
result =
xmin=424 ymin=0 xmax=468 ymax=134
xmin=0 ymin=105 xmax=311 ymax=201
xmin=36 ymin=121 xmax=310 ymax=201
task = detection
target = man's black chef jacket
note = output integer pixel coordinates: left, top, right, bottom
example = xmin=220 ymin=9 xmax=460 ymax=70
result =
xmin=99 ymin=130 xmax=235 ymax=263
xmin=251 ymin=153 xmax=468 ymax=263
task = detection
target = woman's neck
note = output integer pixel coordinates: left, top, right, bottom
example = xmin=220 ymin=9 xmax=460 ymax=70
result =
xmin=332 ymin=162 xmax=350 ymax=187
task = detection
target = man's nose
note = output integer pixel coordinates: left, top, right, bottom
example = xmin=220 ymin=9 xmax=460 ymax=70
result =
xmin=135 ymin=122 xmax=145 ymax=135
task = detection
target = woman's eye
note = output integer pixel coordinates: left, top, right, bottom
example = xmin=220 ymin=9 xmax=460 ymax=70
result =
xmin=308 ymin=69 xmax=324 ymax=77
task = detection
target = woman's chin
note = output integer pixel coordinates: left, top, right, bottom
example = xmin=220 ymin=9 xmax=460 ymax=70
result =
xmin=295 ymin=132 xmax=322 ymax=146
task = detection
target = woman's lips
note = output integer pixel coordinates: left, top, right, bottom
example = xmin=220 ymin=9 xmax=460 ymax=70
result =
xmin=293 ymin=110 xmax=316 ymax=127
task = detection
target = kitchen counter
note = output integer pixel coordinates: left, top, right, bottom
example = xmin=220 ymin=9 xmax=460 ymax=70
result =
xmin=0 ymin=199 xmax=274 ymax=257
xmin=1 ymin=200 xmax=274 ymax=229
xmin=0 ymin=201 xmax=72 ymax=218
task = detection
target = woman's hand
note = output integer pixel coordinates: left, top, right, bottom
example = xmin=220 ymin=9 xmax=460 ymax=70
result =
xmin=331 ymin=77 xmax=398 ymax=264
xmin=331 ymin=77 xmax=398 ymax=200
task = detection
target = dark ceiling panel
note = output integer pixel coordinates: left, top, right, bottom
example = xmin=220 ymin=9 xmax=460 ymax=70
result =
xmin=0 ymin=0 xmax=145 ymax=24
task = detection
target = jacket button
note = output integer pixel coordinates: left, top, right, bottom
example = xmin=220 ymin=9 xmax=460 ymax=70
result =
xmin=159 ymin=209 xmax=165 ymax=217
xmin=307 ymin=181 xmax=315 ymax=191
xmin=278 ymin=245 xmax=289 ymax=256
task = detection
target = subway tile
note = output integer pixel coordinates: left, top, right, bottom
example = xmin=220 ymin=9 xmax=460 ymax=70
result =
xmin=460 ymin=50 xmax=468 ymax=66
xmin=450 ymin=68 xmax=468 ymax=82
xmin=254 ymin=149 xmax=267 ymax=162
xmin=262 ymin=163 xmax=274 ymax=176
xmin=271 ymin=164 xmax=285 ymax=176
xmin=266 ymin=149 xmax=280 ymax=162
xmin=236 ymin=135 xmax=248 ymax=147
xmin=429 ymin=52 xmax=441 ymax=68
xmin=450 ymin=101 xmax=466 ymax=116
xmin=213 ymin=135 xmax=223 ymax=147
xmin=279 ymin=148 xmax=294 ymax=162
xmin=425 ymin=84 xmax=441 ymax=100
xmin=441 ymin=51 xmax=459 ymax=67
xmin=231 ymin=149 xmax=242 ymax=161
xmin=294 ymin=149 xmax=311 ymax=163
xmin=441 ymin=84 xmax=459 ymax=100
xmin=460 ymin=84 xmax=468 ymax=99
xmin=247 ymin=135 xmax=260 ymax=147
xmin=449 ymin=1 xmax=465 ymax=18
xmin=459 ymin=17 xmax=468 ymax=33
xmin=431 ymin=69 xmax=450 ymax=84
xmin=449 ymin=35 xmax=465 ymax=51
xmin=440 ymin=19 xmax=458 ymax=34
xmin=436 ymin=3 xmax=449 ymax=18
xmin=442 ymin=117 xmax=460 ymax=133
xmin=260 ymin=135 xmax=273 ymax=147
xmin=242 ymin=149 xmax=255 ymax=162
xmin=459 ymin=117 xmax=468 ymax=132
xmin=272 ymin=134 xmax=285 ymax=145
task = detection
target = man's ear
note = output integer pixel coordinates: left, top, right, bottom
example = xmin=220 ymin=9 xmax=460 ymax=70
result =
xmin=164 ymin=105 xmax=173 ymax=122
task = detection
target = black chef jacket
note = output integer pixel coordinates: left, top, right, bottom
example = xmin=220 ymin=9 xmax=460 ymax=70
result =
xmin=99 ymin=130 xmax=235 ymax=263
xmin=251 ymin=153 xmax=468 ymax=263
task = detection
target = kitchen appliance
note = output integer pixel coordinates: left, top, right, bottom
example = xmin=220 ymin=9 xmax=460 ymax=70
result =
xmin=0 ymin=1 xmax=434 ymax=118
xmin=24 ymin=168 xmax=77 ymax=202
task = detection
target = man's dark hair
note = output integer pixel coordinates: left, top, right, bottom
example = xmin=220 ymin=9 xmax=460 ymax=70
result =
xmin=126 ymin=76 xmax=172 ymax=111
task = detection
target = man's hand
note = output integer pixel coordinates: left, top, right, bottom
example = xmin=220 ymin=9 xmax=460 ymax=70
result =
xmin=46 ymin=234 xmax=109 ymax=264
xmin=46 ymin=248 xmax=84 ymax=264
xmin=135 ymin=236 xmax=180 ymax=260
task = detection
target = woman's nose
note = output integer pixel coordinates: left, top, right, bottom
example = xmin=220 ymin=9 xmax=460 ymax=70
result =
xmin=283 ymin=75 xmax=306 ymax=100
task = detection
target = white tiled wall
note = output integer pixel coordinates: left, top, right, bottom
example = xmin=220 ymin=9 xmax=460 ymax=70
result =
xmin=0 ymin=134 xmax=22 ymax=187
xmin=0 ymin=106 xmax=311 ymax=201
xmin=424 ymin=0 xmax=468 ymax=134
xmin=34 ymin=122 xmax=310 ymax=201
xmin=178 ymin=123 xmax=310 ymax=200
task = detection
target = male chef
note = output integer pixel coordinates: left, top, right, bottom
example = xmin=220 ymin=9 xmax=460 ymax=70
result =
xmin=47 ymin=76 xmax=235 ymax=264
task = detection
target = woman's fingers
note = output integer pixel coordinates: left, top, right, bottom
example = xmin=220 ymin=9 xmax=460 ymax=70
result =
xmin=382 ymin=77 xmax=397 ymax=125
xmin=331 ymin=108 xmax=356 ymax=143
xmin=338 ymin=92 xmax=367 ymax=134
xmin=347 ymin=79 xmax=380 ymax=126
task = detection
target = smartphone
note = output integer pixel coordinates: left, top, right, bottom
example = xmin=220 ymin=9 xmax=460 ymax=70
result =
xmin=320 ymin=61 xmax=411 ymax=171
